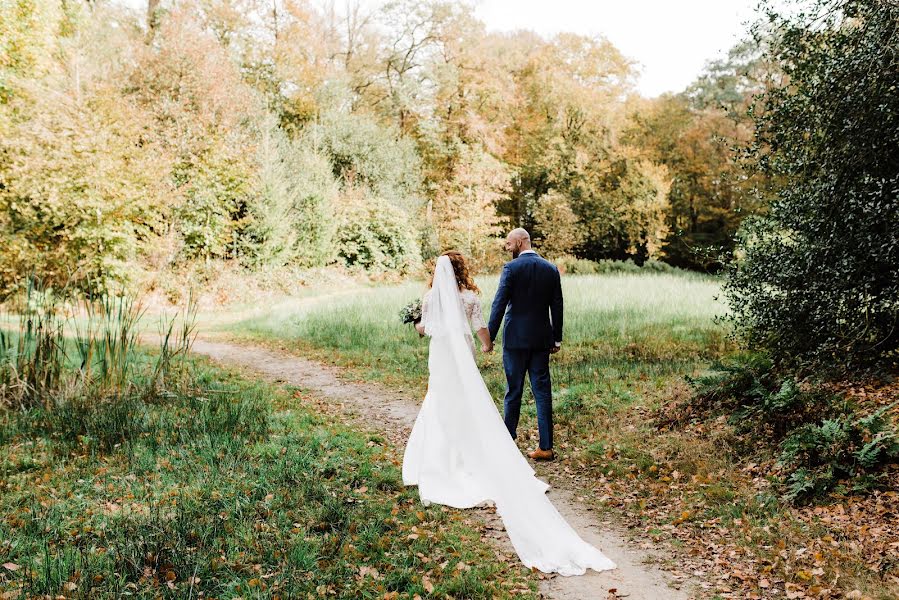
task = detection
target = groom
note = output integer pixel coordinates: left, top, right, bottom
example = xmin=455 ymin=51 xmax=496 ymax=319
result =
xmin=487 ymin=228 xmax=563 ymax=461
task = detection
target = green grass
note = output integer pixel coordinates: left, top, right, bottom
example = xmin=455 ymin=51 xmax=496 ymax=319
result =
xmin=0 ymin=359 xmax=536 ymax=599
xmin=216 ymin=271 xmax=899 ymax=598
xmin=222 ymin=272 xmax=729 ymax=399
xmin=218 ymin=272 xmax=732 ymax=513
xmin=220 ymin=272 xmax=732 ymax=487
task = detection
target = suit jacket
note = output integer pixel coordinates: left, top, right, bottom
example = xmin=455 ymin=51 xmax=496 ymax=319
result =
xmin=488 ymin=252 xmax=563 ymax=350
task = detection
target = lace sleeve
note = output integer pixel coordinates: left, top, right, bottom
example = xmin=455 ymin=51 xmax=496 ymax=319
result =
xmin=421 ymin=291 xmax=431 ymax=324
xmin=464 ymin=290 xmax=488 ymax=330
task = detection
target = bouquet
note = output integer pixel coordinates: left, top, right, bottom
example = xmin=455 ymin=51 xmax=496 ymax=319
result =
xmin=399 ymin=298 xmax=423 ymax=324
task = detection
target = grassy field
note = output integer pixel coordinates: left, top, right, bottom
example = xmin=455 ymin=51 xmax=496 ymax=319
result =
xmin=0 ymin=345 xmax=536 ymax=598
xmin=221 ymin=272 xmax=731 ymax=481
xmin=222 ymin=271 xmax=729 ymax=399
xmin=219 ymin=271 xmax=899 ymax=599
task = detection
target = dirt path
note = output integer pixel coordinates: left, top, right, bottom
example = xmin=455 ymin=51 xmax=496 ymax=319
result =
xmin=191 ymin=338 xmax=694 ymax=600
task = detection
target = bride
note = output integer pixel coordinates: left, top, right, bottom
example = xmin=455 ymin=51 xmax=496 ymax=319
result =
xmin=402 ymin=251 xmax=615 ymax=576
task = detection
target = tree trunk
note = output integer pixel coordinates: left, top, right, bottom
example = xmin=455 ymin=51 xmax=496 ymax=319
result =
xmin=147 ymin=0 xmax=160 ymax=32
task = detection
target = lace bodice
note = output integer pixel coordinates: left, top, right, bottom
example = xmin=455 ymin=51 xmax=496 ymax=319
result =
xmin=422 ymin=288 xmax=487 ymax=331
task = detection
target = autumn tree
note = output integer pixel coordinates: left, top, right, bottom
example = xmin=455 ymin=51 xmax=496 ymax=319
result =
xmin=426 ymin=144 xmax=508 ymax=268
xmin=0 ymin=0 xmax=776 ymax=293
xmin=533 ymin=192 xmax=582 ymax=258
xmin=625 ymin=41 xmax=768 ymax=269
xmin=128 ymin=7 xmax=261 ymax=262
xmin=0 ymin=0 xmax=170 ymax=294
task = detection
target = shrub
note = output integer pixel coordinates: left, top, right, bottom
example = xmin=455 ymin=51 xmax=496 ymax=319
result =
xmin=333 ymin=191 xmax=422 ymax=275
xmin=642 ymin=259 xmax=677 ymax=273
xmin=675 ymin=354 xmax=899 ymax=503
xmin=780 ymin=406 xmax=899 ymax=503
xmin=726 ymin=0 xmax=899 ymax=369
xmin=177 ymin=150 xmax=254 ymax=262
xmin=554 ymin=256 xmax=685 ymax=276
xmin=554 ymin=255 xmax=598 ymax=275
xmin=594 ymin=259 xmax=642 ymax=274
xmin=687 ymin=355 xmax=837 ymax=442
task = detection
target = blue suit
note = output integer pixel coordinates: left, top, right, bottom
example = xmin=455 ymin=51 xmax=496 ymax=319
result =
xmin=488 ymin=251 xmax=563 ymax=451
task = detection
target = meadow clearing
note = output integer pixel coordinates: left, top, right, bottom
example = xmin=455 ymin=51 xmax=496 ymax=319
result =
xmin=2 ymin=269 xmax=896 ymax=599
xmin=223 ymin=271 xmax=729 ymax=402
xmin=220 ymin=270 xmax=898 ymax=599
xmin=3 ymin=0 xmax=896 ymax=596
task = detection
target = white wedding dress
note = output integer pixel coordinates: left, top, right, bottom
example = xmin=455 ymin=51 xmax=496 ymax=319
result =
xmin=402 ymin=256 xmax=616 ymax=576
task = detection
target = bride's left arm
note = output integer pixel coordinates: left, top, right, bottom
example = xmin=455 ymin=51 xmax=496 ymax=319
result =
xmin=415 ymin=293 xmax=429 ymax=336
xmin=476 ymin=327 xmax=492 ymax=352
xmin=470 ymin=295 xmax=492 ymax=351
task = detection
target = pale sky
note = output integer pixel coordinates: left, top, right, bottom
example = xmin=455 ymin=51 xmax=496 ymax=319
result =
xmin=471 ymin=0 xmax=759 ymax=97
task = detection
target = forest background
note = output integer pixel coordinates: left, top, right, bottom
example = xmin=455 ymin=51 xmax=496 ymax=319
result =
xmin=0 ymin=0 xmax=770 ymax=299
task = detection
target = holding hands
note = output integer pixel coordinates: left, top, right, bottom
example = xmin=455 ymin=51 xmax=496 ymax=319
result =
xmin=476 ymin=328 xmax=493 ymax=354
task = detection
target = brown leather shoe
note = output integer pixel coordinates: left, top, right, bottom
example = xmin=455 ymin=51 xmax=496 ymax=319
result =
xmin=528 ymin=448 xmax=555 ymax=461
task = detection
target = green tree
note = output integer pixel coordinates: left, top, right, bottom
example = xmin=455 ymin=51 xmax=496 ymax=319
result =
xmin=307 ymin=110 xmax=424 ymax=214
xmin=726 ymin=0 xmax=899 ymax=368
xmin=242 ymin=122 xmax=338 ymax=267
xmin=176 ymin=146 xmax=253 ymax=262
xmin=333 ymin=188 xmax=422 ymax=274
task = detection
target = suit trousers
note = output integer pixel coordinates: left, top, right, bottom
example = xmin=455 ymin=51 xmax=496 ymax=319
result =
xmin=502 ymin=347 xmax=553 ymax=451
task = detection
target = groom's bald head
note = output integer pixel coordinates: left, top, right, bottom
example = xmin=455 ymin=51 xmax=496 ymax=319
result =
xmin=505 ymin=228 xmax=532 ymax=258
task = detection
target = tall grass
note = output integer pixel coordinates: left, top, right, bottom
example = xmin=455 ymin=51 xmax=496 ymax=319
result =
xmin=228 ymin=272 xmax=725 ymax=345
xmin=0 ymin=281 xmax=197 ymax=408
xmin=1 ymin=280 xmax=67 ymax=407
xmin=153 ymin=289 xmax=198 ymax=392
xmin=71 ymin=293 xmax=144 ymax=396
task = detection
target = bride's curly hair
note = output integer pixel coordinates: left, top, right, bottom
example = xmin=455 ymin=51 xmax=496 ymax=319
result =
xmin=429 ymin=251 xmax=480 ymax=294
